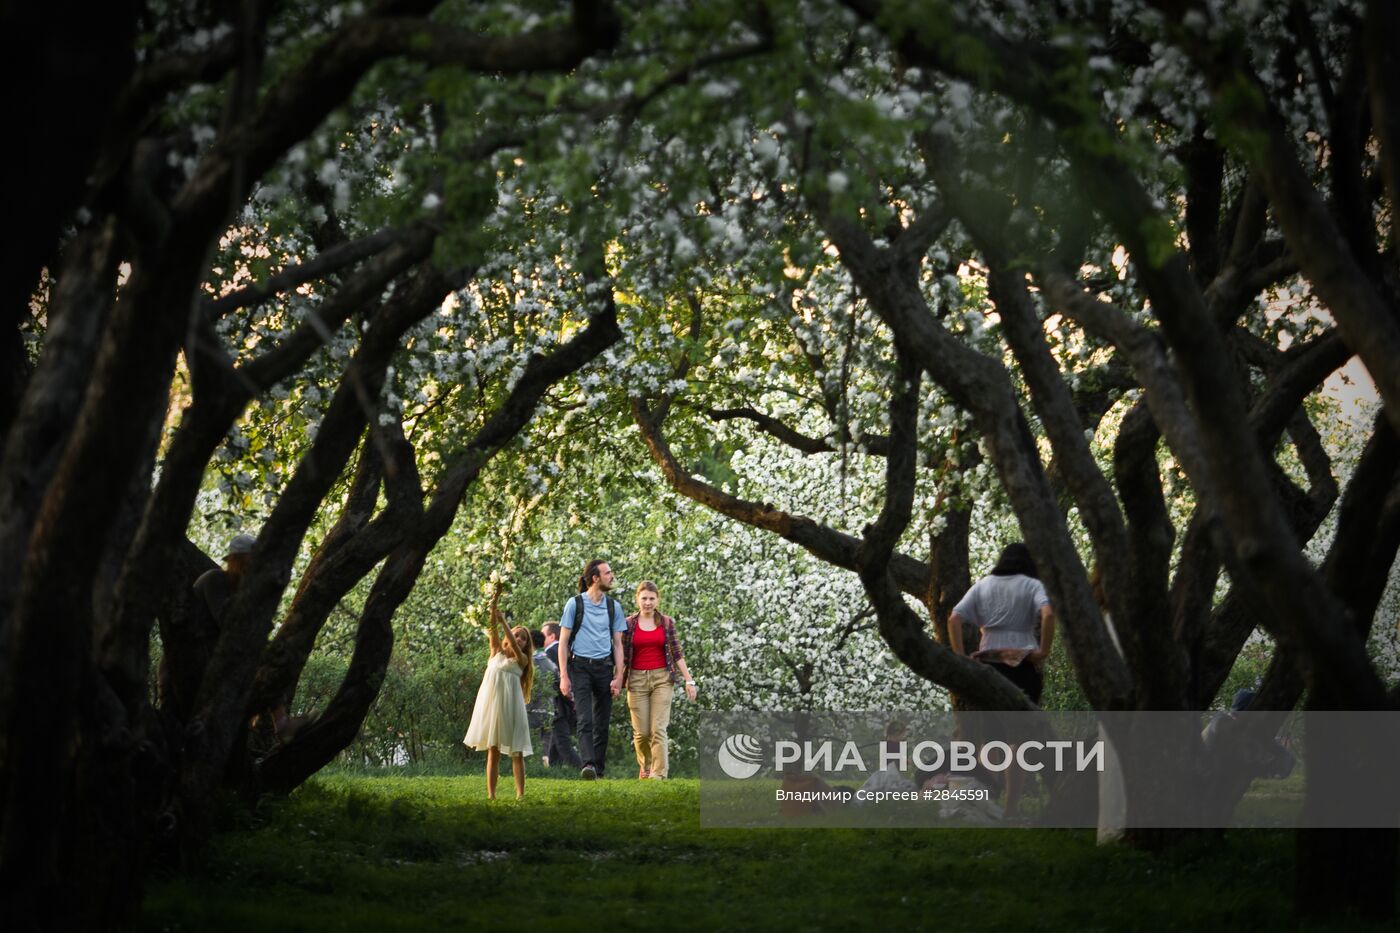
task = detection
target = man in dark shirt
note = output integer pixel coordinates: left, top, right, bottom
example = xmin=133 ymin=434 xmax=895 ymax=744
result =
xmin=164 ymin=534 xmax=255 ymax=720
xmin=541 ymin=622 xmax=581 ymax=769
xmin=191 ymin=534 xmax=255 ymax=631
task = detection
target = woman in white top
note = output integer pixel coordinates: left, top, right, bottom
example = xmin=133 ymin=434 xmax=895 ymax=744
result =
xmin=947 ymin=542 xmax=1055 ymax=818
xmin=948 ymin=542 xmax=1055 ymax=703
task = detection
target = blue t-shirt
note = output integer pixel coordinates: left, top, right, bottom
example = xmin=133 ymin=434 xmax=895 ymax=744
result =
xmin=560 ymin=593 xmax=626 ymax=660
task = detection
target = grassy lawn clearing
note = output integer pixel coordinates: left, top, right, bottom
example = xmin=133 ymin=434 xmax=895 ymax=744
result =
xmin=135 ymin=772 xmax=1395 ymax=932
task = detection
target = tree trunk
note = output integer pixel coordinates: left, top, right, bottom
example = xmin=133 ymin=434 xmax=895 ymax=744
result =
xmin=1296 ymin=830 xmax=1398 ymax=921
xmin=257 ymin=545 xmax=421 ymax=794
xmin=1294 ymin=707 xmax=1399 ymax=921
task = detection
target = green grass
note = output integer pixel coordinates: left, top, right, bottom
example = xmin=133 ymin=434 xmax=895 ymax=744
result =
xmin=135 ymin=773 xmax=1395 ymax=932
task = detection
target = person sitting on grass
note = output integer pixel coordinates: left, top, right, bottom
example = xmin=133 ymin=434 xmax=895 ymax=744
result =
xmin=463 ymin=588 xmax=535 ymax=800
xmin=779 ymin=770 xmax=851 ymax=817
xmin=856 ymin=720 xmax=917 ymax=799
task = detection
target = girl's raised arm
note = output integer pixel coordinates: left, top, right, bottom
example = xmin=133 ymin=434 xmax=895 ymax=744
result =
xmin=496 ymin=609 xmax=523 ymax=664
xmin=487 ymin=588 xmax=504 ymax=656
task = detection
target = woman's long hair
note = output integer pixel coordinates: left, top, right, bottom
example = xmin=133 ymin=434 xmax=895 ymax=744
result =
xmin=990 ymin=542 xmax=1038 ymax=579
xmin=509 ymin=625 xmax=536 ymax=703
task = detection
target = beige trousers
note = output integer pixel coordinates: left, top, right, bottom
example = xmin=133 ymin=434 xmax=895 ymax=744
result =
xmin=626 ymin=667 xmax=674 ymax=778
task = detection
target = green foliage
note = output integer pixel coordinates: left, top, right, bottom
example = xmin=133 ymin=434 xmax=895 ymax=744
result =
xmin=1038 ymin=638 xmax=1090 ymax=711
xmin=1211 ymin=639 xmax=1276 ymax=710
xmin=167 ymin=0 xmax=1391 ymax=784
xmin=292 ymin=649 xmax=490 ymax=768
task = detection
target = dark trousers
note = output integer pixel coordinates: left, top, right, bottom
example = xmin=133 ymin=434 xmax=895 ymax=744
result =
xmin=546 ymin=694 xmax=582 ymax=768
xmin=988 ymin=660 xmax=1044 ymax=705
xmin=568 ymin=656 xmax=614 ymax=773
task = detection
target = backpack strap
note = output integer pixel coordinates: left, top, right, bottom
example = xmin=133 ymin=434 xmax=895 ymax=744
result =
xmin=569 ymin=593 xmax=586 ymax=659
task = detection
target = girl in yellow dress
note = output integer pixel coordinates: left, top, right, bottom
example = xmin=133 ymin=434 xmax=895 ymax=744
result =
xmin=463 ymin=590 xmax=535 ymax=799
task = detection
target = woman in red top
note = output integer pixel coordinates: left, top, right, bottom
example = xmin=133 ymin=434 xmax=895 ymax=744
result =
xmin=623 ymin=581 xmax=697 ymax=779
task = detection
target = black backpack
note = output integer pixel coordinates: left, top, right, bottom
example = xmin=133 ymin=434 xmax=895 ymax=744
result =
xmin=569 ymin=592 xmax=621 ymax=659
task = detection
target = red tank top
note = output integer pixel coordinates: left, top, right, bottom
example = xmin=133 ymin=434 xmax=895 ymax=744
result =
xmin=631 ymin=622 xmax=666 ymax=670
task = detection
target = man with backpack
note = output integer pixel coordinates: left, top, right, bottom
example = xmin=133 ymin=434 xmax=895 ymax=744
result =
xmin=557 ymin=559 xmax=627 ymax=780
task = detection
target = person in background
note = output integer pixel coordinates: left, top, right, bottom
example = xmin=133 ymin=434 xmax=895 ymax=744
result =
xmin=1201 ymin=688 xmax=1296 ymax=781
xmin=948 ymin=542 xmax=1055 ymax=818
xmin=540 ymin=623 xmax=582 ymax=769
xmin=192 ymin=533 xmax=255 ymax=634
xmin=623 ymin=581 xmax=697 ymax=780
xmin=528 ymin=629 xmax=557 ymax=762
xmin=857 ymin=721 xmax=916 ymax=799
xmin=188 ymin=534 xmax=290 ymax=741
xmin=948 ymin=542 xmax=1055 ymax=703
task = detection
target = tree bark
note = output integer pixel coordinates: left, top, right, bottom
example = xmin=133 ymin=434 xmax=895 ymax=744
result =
xmin=175 ymin=267 xmax=463 ymax=840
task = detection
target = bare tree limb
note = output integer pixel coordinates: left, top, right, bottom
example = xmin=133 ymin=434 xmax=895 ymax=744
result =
xmin=700 ymin=404 xmax=889 ymax=456
xmin=206 ymin=223 xmax=422 ymax=317
xmin=632 ymin=395 xmax=934 ymax=599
